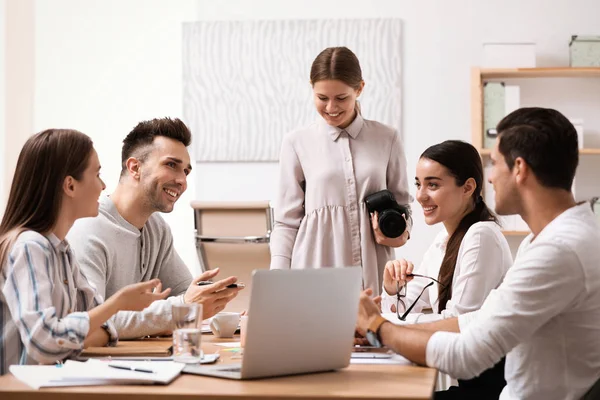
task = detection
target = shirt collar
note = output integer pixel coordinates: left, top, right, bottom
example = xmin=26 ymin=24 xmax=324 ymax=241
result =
xmin=435 ymin=230 xmax=449 ymax=251
xmin=46 ymin=233 xmax=70 ymax=253
xmin=321 ymin=112 xmax=365 ymax=141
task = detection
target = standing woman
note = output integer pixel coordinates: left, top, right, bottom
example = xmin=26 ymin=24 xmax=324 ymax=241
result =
xmin=270 ymin=46 xmax=411 ymax=294
xmin=0 ymin=129 xmax=170 ymax=374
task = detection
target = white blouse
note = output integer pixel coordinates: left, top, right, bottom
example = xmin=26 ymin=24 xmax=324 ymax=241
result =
xmin=381 ymin=221 xmax=512 ymax=323
xmin=270 ymin=114 xmax=412 ymax=294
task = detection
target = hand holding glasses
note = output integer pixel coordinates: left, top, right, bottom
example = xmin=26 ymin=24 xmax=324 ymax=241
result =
xmin=396 ymin=274 xmax=447 ymax=321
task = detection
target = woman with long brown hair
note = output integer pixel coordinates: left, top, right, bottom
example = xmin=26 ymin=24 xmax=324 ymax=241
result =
xmin=0 ymin=129 xmax=170 ymax=374
xmin=270 ymin=46 xmax=411 ymax=294
xmin=380 ymin=140 xmax=512 ymax=398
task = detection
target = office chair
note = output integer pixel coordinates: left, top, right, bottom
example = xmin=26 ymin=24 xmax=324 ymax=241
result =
xmin=191 ymin=201 xmax=273 ymax=313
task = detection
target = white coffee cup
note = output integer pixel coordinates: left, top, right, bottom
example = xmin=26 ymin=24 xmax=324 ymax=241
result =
xmin=209 ymin=312 xmax=240 ymax=338
xmin=240 ymin=315 xmax=249 ymax=347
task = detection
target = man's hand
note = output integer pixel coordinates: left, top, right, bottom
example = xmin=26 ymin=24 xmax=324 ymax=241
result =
xmin=113 ymin=279 xmax=171 ymax=312
xmin=355 ymin=289 xmax=383 ymax=337
xmin=371 ymin=211 xmax=410 ymax=247
xmin=184 ymin=268 xmax=244 ymax=319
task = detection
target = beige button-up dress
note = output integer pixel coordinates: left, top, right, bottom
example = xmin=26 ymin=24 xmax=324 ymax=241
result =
xmin=270 ymin=113 xmax=411 ymax=294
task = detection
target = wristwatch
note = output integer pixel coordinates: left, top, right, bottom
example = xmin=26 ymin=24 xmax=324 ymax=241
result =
xmin=366 ymin=315 xmax=389 ymax=348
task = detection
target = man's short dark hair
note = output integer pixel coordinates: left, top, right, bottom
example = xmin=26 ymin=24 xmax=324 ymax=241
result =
xmin=496 ymin=107 xmax=578 ymax=191
xmin=121 ymin=117 xmax=192 ymax=176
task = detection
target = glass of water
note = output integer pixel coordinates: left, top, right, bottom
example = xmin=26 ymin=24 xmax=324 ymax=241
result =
xmin=172 ymin=303 xmax=203 ymax=363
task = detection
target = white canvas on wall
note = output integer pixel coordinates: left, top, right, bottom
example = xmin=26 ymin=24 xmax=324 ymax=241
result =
xmin=183 ymin=18 xmax=402 ymax=161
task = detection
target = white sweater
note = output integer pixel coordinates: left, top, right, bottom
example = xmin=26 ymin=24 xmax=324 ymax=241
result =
xmin=426 ymin=203 xmax=600 ymax=400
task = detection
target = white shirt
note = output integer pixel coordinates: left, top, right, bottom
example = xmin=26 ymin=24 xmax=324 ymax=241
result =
xmin=381 ymin=221 xmax=512 ymax=323
xmin=426 ymin=203 xmax=600 ymax=400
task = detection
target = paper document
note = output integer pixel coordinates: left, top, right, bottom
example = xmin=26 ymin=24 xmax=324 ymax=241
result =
xmin=350 ymin=354 xmax=412 ymax=365
xmin=10 ymin=359 xmax=184 ymax=389
xmin=213 ymin=342 xmax=242 ymax=348
xmin=78 ymin=353 xmax=220 ymax=364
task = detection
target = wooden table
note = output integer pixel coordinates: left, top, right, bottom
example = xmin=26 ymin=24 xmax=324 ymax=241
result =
xmin=0 ymin=335 xmax=437 ymax=400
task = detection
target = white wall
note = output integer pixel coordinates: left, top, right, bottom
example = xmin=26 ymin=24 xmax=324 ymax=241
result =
xmin=0 ymin=0 xmax=5 ymax=205
xmin=34 ymin=0 xmax=201 ymax=273
xmin=3 ymin=0 xmax=34 ymax=210
xmin=193 ymin=0 xmax=600 ymax=263
xmin=20 ymin=0 xmax=600 ymax=271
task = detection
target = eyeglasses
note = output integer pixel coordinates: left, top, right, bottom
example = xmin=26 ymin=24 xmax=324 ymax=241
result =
xmin=396 ymin=274 xmax=447 ymax=321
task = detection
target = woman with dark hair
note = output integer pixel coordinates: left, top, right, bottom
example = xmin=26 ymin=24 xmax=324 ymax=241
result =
xmin=270 ymin=47 xmax=411 ymax=294
xmin=380 ymin=140 xmax=511 ymax=398
xmin=0 ymin=129 xmax=170 ymax=374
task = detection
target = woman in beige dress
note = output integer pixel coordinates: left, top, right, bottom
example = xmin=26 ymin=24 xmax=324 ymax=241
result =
xmin=269 ymin=47 xmax=411 ymax=294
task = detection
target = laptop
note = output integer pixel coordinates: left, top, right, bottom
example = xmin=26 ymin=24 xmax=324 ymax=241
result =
xmin=183 ymin=267 xmax=362 ymax=380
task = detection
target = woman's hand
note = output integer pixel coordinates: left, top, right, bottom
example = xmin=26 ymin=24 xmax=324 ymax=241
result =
xmin=371 ymin=211 xmax=409 ymax=247
xmin=112 ymin=279 xmax=171 ymax=312
xmin=383 ymin=259 xmax=415 ymax=295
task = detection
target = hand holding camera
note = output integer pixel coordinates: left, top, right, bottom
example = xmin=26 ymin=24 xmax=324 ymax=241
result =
xmin=365 ymin=190 xmax=410 ymax=247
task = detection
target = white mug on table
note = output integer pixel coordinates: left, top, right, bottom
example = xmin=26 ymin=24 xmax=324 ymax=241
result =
xmin=210 ymin=312 xmax=240 ymax=338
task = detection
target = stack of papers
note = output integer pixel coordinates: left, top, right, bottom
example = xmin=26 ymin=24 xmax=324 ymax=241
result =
xmin=350 ymin=354 xmax=412 ymax=365
xmin=10 ymin=359 xmax=185 ymax=389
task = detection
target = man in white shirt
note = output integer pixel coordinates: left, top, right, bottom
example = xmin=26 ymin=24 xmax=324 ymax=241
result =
xmin=356 ymin=107 xmax=600 ymax=400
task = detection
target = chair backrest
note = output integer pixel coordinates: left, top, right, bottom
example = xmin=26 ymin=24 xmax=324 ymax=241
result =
xmin=191 ymin=201 xmax=272 ymax=313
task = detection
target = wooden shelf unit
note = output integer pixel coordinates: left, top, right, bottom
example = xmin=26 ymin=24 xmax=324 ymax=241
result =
xmin=479 ymin=67 xmax=600 ymax=79
xmin=471 ymin=67 xmax=600 ymax=153
xmin=471 ymin=67 xmax=600 ymax=238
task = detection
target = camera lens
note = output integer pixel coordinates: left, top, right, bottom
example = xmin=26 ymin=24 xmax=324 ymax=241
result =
xmin=379 ymin=211 xmax=406 ymax=238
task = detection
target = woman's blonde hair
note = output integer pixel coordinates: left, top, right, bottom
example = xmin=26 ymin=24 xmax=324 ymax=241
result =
xmin=310 ymin=46 xmax=364 ymax=114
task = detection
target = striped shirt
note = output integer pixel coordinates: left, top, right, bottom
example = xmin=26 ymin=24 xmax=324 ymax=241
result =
xmin=0 ymin=231 xmax=118 ymax=375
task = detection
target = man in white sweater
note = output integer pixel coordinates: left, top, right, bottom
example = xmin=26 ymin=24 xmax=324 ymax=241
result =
xmin=356 ymin=107 xmax=600 ymax=400
xmin=68 ymin=118 xmax=242 ymax=339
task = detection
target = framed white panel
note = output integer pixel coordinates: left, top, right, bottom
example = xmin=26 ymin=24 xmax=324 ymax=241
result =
xmin=183 ymin=18 xmax=402 ymax=161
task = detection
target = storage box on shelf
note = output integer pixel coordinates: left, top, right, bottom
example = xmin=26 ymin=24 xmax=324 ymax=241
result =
xmin=471 ymin=67 xmax=600 ymax=235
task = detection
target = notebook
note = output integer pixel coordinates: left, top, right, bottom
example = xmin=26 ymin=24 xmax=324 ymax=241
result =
xmin=80 ymin=340 xmax=172 ymax=358
xmin=9 ymin=359 xmax=184 ymax=389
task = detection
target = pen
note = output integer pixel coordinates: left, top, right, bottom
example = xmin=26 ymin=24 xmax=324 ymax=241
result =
xmin=108 ymin=364 xmax=155 ymax=374
xmin=196 ymin=280 xmax=245 ymax=289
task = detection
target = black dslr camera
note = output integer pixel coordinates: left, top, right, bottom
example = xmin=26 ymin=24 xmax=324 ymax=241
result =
xmin=364 ymin=190 xmax=409 ymax=238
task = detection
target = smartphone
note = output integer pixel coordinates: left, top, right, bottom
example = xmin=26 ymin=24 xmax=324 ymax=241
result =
xmin=196 ymin=280 xmax=245 ymax=289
